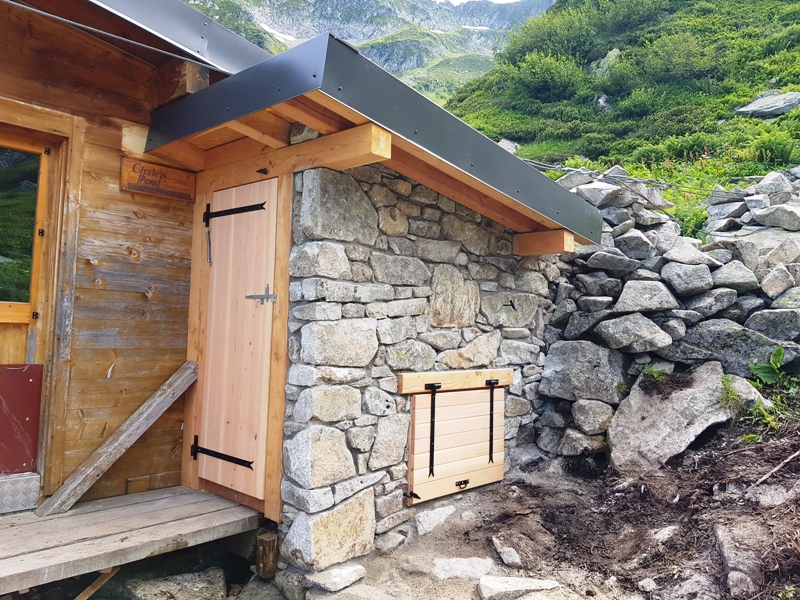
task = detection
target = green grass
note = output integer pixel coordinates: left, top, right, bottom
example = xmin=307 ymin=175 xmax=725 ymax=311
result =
xmin=445 ymin=0 xmax=800 ymax=171
xmin=517 ymin=139 xmax=578 ymax=162
xmin=0 ymin=152 xmax=39 ymax=303
xmin=400 ymin=54 xmax=495 ymax=104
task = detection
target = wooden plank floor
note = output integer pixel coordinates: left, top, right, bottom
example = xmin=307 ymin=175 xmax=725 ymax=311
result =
xmin=0 ymin=486 xmax=261 ymax=594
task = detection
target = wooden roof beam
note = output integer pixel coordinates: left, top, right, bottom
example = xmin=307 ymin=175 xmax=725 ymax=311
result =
xmin=122 ymin=123 xmax=206 ymax=172
xmin=269 ymin=96 xmax=354 ymax=135
xmin=197 ymin=122 xmax=392 ymax=194
xmin=514 ymin=230 xmax=575 ymax=256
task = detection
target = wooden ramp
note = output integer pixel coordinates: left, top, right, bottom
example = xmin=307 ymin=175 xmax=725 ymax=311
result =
xmin=0 ymin=486 xmax=260 ymax=595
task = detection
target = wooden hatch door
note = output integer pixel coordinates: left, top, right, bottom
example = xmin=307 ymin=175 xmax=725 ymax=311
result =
xmin=195 ymin=179 xmax=278 ymax=501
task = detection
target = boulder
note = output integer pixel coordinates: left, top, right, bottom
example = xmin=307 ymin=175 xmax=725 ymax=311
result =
xmin=761 ymin=263 xmax=795 ymax=298
xmin=752 ymin=205 xmax=800 ymax=231
xmin=755 ymin=171 xmax=794 ymax=197
xmin=289 ymin=242 xmax=351 ymax=279
xmin=481 ymin=293 xmax=540 ymax=328
xmin=564 ymin=310 xmax=612 ymax=340
xmin=684 ymin=288 xmax=738 ymax=317
xmin=305 ymin=565 xmax=366 ymax=593
xmin=744 ymin=309 xmax=800 ymax=341
xmin=717 ymin=294 xmax=767 ymax=323
xmin=710 ymin=260 xmax=759 ymax=292
xmin=608 ymin=362 xmax=735 ymax=474
xmin=431 ymin=557 xmax=494 ymax=581
xmin=438 ymin=330 xmax=502 ymax=369
xmin=663 ymin=242 xmax=723 ymax=267
xmin=281 ymin=489 xmax=375 ymax=571
xmin=614 ymin=281 xmax=680 ymax=312
xmin=299 ymin=169 xmax=379 ymax=245
xmin=656 ymin=319 xmax=800 ymax=377
xmin=574 ymin=181 xmax=620 ymax=207
xmin=585 ymin=251 xmax=640 ymax=277
xmin=442 ymin=214 xmax=492 ymax=255
xmin=615 ymin=229 xmax=658 ymax=259
xmin=385 ymin=339 xmax=436 ymax=371
xmin=301 ymin=319 xmax=378 ymax=367
xmin=415 ymin=239 xmax=461 ymax=264
xmin=595 ymin=313 xmax=673 ymax=353
xmin=557 ymin=429 xmax=605 ymax=456
xmin=539 ymin=341 xmax=625 ymax=404
xmin=572 ymin=400 xmax=614 ymax=435
xmin=294 ymin=386 xmax=362 ymax=422
xmin=661 ymin=262 xmax=713 ymax=296
xmin=416 ymin=505 xmax=456 ymax=535
xmin=283 ymin=425 xmax=356 ymax=489
xmin=428 ymin=265 xmax=480 ymax=327
xmin=556 ymin=169 xmax=594 ymax=189
xmin=478 ymin=576 xmax=559 ymax=600
xmin=734 ymin=91 xmax=800 ymax=117
xmin=368 ymin=414 xmax=411 ymax=470
xmin=645 ymin=221 xmax=681 ymax=253
xmin=370 ymin=253 xmax=431 ymax=285
xmin=772 ymin=287 xmax=800 ymax=309
xmin=706 ymin=202 xmax=748 ymax=221
xmin=127 ymin=568 xmax=226 ymax=600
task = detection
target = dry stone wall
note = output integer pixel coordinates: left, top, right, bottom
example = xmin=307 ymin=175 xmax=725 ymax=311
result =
xmin=279 ymin=165 xmax=557 ymax=571
xmin=532 ymin=165 xmax=800 ymax=475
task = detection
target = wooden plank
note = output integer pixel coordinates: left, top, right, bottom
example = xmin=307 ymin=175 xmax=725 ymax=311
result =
xmin=65 ymin=407 xmax=183 ymax=442
xmin=411 ymin=425 xmax=504 ymax=455
xmin=0 ymin=503 xmax=259 ymax=595
xmin=411 ymin=453 xmax=504 ymax=483
xmin=2 ymin=493 xmax=234 ymax=559
xmin=73 ymin=566 xmax=118 ymax=600
xmin=35 ymin=362 xmax=198 ymax=516
xmin=196 ymin=123 xmax=392 ymax=194
xmin=412 ymin=387 xmax=507 ymax=410
xmin=410 ymin=438 xmax=502 ymax=468
xmin=398 ymin=369 xmax=513 ymax=394
xmin=227 ymin=118 xmax=290 ymax=150
xmin=43 ymin=115 xmax=85 ymax=496
xmin=268 ymin=96 xmax=353 ymax=135
xmin=0 ymin=96 xmax=73 ymax=137
xmin=0 ymin=303 xmax=31 ymax=324
xmin=237 ymin=111 xmax=292 ymax=148
xmin=412 ymin=400 xmax=503 ymax=425
xmin=263 ymin=174 xmax=293 ymax=522
xmin=203 ymin=138 xmax=271 ymax=171
xmin=200 ymin=479 xmax=265 ymax=514
xmin=514 ymin=230 xmax=575 ymax=256
xmin=411 ymin=414 xmax=496 ymax=440
xmin=153 ymin=59 xmax=209 ymax=107
xmin=182 ymin=194 xmax=211 ymax=491
xmin=198 ymin=181 xmax=277 ymax=500
xmin=121 ymin=123 xmax=206 ymax=173
xmin=408 ymin=463 xmax=504 ymax=506
xmin=0 ymin=325 xmax=28 ymax=363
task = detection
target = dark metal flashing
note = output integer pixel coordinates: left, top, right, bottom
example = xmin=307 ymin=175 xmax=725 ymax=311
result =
xmin=87 ymin=0 xmax=270 ymax=74
xmin=147 ymin=34 xmax=602 ymax=242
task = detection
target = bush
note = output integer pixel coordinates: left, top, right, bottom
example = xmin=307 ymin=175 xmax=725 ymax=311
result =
xmin=643 ymin=33 xmax=715 ymax=83
xmin=763 ymin=24 xmax=800 ymax=55
xmin=575 ymin=133 xmax=617 ymax=160
xmin=501 ymin=6 xmax=598 ymax=65
xmin=512 ymin=52 xmax=588 ymax=103
xmin=596 ymin=58 xmax=640 ymax=98
xmin=616 ymin=87 xmax=668 ymax=118
xmin=747 ymin=131 xmax=796 ymax=165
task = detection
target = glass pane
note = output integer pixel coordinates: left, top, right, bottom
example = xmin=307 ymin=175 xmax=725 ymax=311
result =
xmin=0 ymin=146 xmax=41 ymax=303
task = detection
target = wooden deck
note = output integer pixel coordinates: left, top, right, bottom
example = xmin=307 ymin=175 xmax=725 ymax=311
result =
xmin=0 ymin=486 xmax=261 ymax=595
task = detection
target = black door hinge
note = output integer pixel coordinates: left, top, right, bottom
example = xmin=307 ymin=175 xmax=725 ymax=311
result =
xmin=190 ymin=435 xmax=254 ymax=469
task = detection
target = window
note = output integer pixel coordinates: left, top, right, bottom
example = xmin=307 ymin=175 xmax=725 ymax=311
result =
xmin=0 ymin=139 xmax=48 ymax=324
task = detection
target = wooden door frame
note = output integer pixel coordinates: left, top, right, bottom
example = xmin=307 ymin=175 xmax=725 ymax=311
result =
xmin=0 ymin=95 xmax=85 ymax=494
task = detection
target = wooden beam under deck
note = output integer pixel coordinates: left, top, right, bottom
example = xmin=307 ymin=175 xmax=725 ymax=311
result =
xmin=513 ymin=230 xmax=575 ymax=256
xmin=0 ymin=487 xmax=259 ymax=595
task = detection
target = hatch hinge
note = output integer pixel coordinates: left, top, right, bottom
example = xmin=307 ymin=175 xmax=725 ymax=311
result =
xmin=190 ymin=435 xmax=254 ymax=469
xmin=486 ymin=379 xmax=499 ymax=464
xmin=425 ymin=382 xmax=441 ymax=478
xmin=203 ymin=201 xmax=266 ymax=227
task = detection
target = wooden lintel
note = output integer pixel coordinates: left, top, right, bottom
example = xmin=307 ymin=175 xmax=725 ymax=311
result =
xmin=398 ymin=369 xmax=513 ymax=395
xmin=35 ymin=361 xmax=198 ymax=516
xmin=513 ymin=229 xmax=575 ymax=256
xmin=154 ymin=59 xmax=209 ymax=108
xmin=122 ymin=123 xmax=206 ymax=172
xmin=0 ymin=302 xmax=30 ymax=324
xmin=197 ymin=123 xmax=392 ymax=194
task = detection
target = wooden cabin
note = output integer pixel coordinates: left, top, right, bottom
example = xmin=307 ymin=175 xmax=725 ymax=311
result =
xmin=0 ymin=0 xmax=600 ymax=590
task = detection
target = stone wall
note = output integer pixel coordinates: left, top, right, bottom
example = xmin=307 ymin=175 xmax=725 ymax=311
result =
xmin=278 ymin=165 xmax=556 ymax=571
xmin=532 ymin=166 xmax=800 ymax=475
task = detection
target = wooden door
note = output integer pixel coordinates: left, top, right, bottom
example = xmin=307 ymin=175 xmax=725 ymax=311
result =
xmin=197 ymin=179 xmax=278 ymax=500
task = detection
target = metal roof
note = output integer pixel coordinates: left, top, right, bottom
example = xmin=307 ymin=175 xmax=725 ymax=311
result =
xmin=87 ymin=0 xmax=270 ymax=74
xmin=147 ymin=34 xmax=601 ymax=243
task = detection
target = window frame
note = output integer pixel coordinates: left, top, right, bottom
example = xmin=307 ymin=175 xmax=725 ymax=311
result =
xmin=0 ymin=132 xmax=49 ymax=325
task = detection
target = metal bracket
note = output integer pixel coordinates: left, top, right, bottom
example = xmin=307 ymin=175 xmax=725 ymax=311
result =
xmin=403 ymin=489 xmax=421 ymax=500
xmin=203 ymin=201 xmax=266 ymax=227
xmin=455 ymin=479 xmax=470 ymax=490
xmin=486 ymin=379 xmax=499 ymax=464
xmin=246 ymin=285 xmax=278 ymax=304
xmin=425 ymin=382 xmax=441 ymax=478
xmin=190 ymin=435 xmax=254 ymax=469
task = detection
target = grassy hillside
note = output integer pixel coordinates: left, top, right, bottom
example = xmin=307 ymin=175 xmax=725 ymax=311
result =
xmin=401 ymin=54 xmax=495 ymax=104
xmin=445 ymin=0 xmax=800 ymax=172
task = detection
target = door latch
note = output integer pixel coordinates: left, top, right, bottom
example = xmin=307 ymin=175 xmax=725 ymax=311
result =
xmin=246 ymin=285 xmax=278 ymax=304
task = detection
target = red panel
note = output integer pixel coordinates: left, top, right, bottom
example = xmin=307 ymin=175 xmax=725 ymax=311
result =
xmin=0 ymin=364 xmax=43 ymax=474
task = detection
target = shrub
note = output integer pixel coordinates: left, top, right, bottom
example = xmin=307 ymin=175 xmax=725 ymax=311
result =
xmin=616 ymin=87 xmax=668 ymax=118
xmin=747 ymin=131 xmax=796 ymax=165
xmin=643 ymin=33 xmax=714 ymax=83
xmin=596 ymin=59 xmax=640 ymax=98
xmin=512 ymin=52 xmax=588 ymax=103
xmin=501 ymin=6 xmax=598 ymax=65
xmin=575 ymin=133 xmax=617 ymax=160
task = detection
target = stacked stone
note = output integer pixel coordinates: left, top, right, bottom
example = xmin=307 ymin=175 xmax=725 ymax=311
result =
xmin=533 ymin=164 xmax=800 ymax=465
xmin=280 ymin=165 xmax=557 ymax=571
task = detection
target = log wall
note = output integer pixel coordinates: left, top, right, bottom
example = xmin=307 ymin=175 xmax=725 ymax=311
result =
xmin=0 ymin=2 xmax=192 ymax=499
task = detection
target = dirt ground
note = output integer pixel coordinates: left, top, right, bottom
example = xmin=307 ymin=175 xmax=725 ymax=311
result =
xmin=349 ymin=405 xmax=800 ymax=600
xmin=10 ymin=401 xmax=799 ymax=600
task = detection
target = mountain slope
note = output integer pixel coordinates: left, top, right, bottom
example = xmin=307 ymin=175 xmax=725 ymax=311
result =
xmin=184 ymin=0 xmax=555 ymax=99
xmin=445 ymin=0 xmax=800 ymax=166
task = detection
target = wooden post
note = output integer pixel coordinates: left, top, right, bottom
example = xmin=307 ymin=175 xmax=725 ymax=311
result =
xmin=256 ymin=533 xmax=279 ymax=580
xmin=35 ymin=361 xmax=198 ymax=516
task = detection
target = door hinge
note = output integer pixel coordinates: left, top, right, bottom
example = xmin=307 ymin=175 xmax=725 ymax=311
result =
xmin=190 ymin=435 xmax=253 ymax=469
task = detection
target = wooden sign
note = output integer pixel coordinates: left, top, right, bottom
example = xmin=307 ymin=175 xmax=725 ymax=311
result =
xmin=120 ymin=158 xmax=195 ymax=201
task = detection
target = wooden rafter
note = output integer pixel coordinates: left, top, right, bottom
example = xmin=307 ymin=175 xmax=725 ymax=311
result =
xmin=514 ymin=230 xmax=575 ymax=256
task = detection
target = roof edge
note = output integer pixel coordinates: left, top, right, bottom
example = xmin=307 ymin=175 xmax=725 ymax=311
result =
xmin=87 ymin=0 xmax=271 ymax=74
